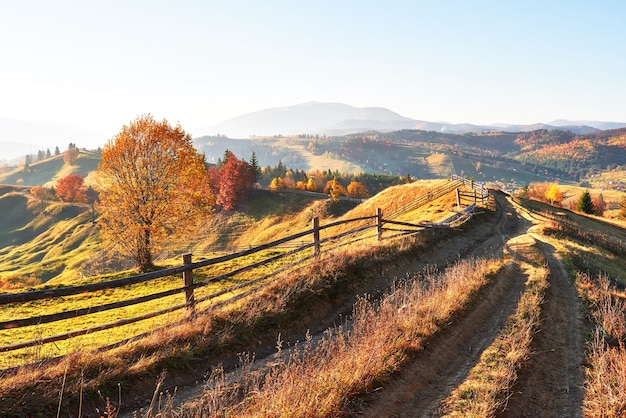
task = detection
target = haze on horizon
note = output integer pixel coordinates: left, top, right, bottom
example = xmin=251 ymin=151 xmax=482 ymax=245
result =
xmin=1 ymin=1 xmax=625 ymax=150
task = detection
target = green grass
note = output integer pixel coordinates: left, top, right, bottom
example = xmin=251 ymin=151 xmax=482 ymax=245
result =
xmin=0 ymin=243 xmax=315 ymax=369
xmin=0 ymin=152 xmax=100 ymax=187
xmin=0 ymin=195 xmax=99 ymax=284
xmin=0 ymin=180 xmax=471 ymax=369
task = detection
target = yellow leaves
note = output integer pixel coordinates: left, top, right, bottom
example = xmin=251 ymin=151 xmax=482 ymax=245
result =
xmin=97 ymin=114 xmax=215 ymax=270
xmin=544 ymin=183 xmax=562 ymax=205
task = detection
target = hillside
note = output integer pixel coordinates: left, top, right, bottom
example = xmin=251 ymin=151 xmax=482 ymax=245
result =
xmin=4 ymin=178 xmax=626 ymax=416
xmin=0 ymin=177 xmax=463 ymax=289
xmin=0 ymin=151 xmax=100 ymax=187
xmin=2 ymin=125 xmax=626 ymax=197
xmin=0 ymin=188 xmax=99 ymax=286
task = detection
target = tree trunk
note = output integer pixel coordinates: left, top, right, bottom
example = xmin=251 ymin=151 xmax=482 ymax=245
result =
xmin=137 ymin=229 xmax=153 ymax=272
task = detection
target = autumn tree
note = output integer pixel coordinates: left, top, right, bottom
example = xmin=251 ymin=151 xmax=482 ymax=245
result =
xmin=97 ymin=115 xmax=214 ymax=271
xmin=85 ymin=186 xmax=100 ymax=223
xmin=56 ymin=174 xmax=86 ymax=203
xmin=64 ymin=146 xmax=79 ymax=166
xmin=31 ymin=185 xmax=50 ymax=213
xmin=305 ymin=177 xmax=316 ymax=192
xmin=269 ymin=177 xmax=286 ymax=190
xmin=210 ymin=151 xmax=255 ymax=210
xmin=324 ymin=178 xmax=346 ymax=201
xmin=544 ymin=183 xmax=562 ymax=205
xmin=346 ymin=181 xmax=369 ymax=199
xmin=592 ymin=193 xmax=605 ymax=216
xmin=576 ymin=190 xmax=594 ymax=214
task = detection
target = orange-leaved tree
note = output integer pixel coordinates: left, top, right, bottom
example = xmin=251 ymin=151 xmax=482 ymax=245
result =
xmin=31 ymin=185 xmax=53 ymax=213
xmin=346 ymin=181 xmax=369 ymax=199
xmin=97 ymin=115 xmax=215 ymax=271
xmin=55 ymin=173 xmax=86 ymax=203
xmin=324 ymin=178 xmax=346 ymax=201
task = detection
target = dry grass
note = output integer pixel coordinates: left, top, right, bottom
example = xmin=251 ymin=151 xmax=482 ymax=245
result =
xmin=0 ymin=229 xmax=452 ymax=416
xmin=577 ymin=273 xmax=626 ymax=417
xmin=180 ymin=257 xmax=502 ymax=417
xmin=440 ymin=239 xmax=548 ymax=417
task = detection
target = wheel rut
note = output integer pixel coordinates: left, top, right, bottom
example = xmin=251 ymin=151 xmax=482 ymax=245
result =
xmin=497 ymin=239 xmax=586 ymax=417
xmin=356 ymin=193 xmax=587 ymax=417
xmin=356 ymin=192 xmax=528 ymax=417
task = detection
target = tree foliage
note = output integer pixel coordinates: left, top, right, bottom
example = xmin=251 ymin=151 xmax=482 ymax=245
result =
xmin=544 ymin=183 xmax=562 ymax=205
xmin=97 ymin=115 xmax=214 ymax=271
xmin=31 ymin=185 xmax=53 ymax=213
xmin=592 ymin=193 xmax=605 ymax=216
xmin=324 ymin=178 xmax=346 ymax=201
xmin=64 ymin=147 xmax=79 ymax=166
xmin=346 ymin=181 xmax=369 ymax=199
xmin=249 ymin=151 xmax=261 ymax=182
xmin=209 ymin=151 xmax=256 ymax=210
xmin=55 ymin=174 xmax=86 ymax=203
xmin=576 ymin=190 xmax=595 ymax=214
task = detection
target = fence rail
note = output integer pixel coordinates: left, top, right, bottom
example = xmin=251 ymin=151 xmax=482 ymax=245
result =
xmin=0 ymin=178 xmax=489 ymax=365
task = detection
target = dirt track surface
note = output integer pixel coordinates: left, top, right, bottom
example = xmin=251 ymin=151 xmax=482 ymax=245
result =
xmin=357 ymin=193 xmax=586 ymax=417
xmin=498 ymin=238 xmax=586 ymax=418
xmin=119 ymin=192 xmax=586 ymax=417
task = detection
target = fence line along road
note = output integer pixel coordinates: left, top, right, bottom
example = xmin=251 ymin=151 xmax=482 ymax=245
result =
xmin=0 ymin=177 xmax=488 ymax=367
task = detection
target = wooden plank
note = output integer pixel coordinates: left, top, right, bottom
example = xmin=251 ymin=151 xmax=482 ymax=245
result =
xmin=0 ymin=286 xmax=186 ymax=330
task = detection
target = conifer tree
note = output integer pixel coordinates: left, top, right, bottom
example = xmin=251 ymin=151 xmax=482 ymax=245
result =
xmin=249 ymin=151 xmax=261 ymax=182
xmin=576 ymin=190 xmax=594 ymax=214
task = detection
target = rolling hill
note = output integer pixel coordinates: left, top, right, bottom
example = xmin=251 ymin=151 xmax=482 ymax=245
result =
xmin=0 ymin=151 xmax=100 ymax=187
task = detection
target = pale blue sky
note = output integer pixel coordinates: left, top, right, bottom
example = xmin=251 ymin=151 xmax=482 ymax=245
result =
xmin=1 ymin=0 xmax=625 ymax=146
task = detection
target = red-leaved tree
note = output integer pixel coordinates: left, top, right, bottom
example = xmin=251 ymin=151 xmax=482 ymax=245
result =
xmin=55 ymin=174 xmax=86 ymax=202
xmin=210 ymin=152 xmax=256 ymax=210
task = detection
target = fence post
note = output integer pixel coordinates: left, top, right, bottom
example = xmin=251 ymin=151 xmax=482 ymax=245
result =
xmin=313 ymin=217 xmax=320 ymax=257
xmin=182 ymin=253 xmax=196 ymax=318
xmin=376 ymin=208 xmax=383 ymax=241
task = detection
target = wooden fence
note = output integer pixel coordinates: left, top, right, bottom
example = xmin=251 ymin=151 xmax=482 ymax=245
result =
xmin=0 ymin=178 xmax=488 ymax=367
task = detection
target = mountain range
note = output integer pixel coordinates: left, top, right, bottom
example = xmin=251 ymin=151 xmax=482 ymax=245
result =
xmin=2 ymin=102 xmax=626 ymax=161
xmin=201 ymin=101 xmax=626 ymax=138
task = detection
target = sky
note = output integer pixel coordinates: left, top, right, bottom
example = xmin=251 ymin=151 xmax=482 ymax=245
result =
xmin=1 ymin=0 xmax=625 ymax=148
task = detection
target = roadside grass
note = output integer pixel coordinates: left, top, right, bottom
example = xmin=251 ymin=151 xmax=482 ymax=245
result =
xmin=441 ymin=237 xmax=548 ymax=417
xmin=576 ymin=273 xmax=626 ymax=417
xmin=0 ymin=215 xmax=486 ymax=417
xmin=515 ymin=194 xmax=626 ymax=417
xmin=183 ymin=257 xmax=504 ymax=417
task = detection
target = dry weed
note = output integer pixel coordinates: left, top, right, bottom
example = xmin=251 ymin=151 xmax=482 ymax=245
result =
xmin=577 ymin=272 xmax=626 ymax=417
xmin=185 ymin=258 xmax=501 ymax=417
xmin=441 ymin=250 xmax=548 ymax=417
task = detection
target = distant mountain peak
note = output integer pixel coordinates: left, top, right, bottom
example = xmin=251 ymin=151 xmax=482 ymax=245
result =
xmin=198 ymin=102 xmax=626 ymax=139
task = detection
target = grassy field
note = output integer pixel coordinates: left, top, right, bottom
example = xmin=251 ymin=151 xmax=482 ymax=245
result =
xmin=0 ymin=180 xmax=465 ymax=370
xmin=0 ymin=246 xmax=308 ymax=369
xmin=0 ymin=193 xmax=99 ymax=285
xmin=0 ymin=152 xmax=100 ymax=187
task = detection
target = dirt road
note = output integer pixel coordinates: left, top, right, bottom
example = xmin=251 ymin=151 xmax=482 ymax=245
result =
xmin=119 ymin=192 xmax=586 ymax=417
xmin=357 ymin=193 xmax=586 ymax=417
